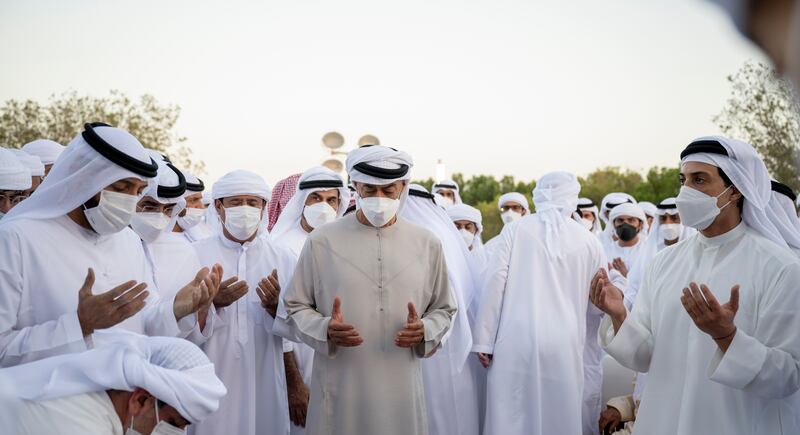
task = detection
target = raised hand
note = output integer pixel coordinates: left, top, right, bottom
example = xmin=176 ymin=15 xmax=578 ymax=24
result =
xmin=173 ymin=266 xmax=221 ymax=320
xmin=395 ymin=302 xmax=425 ymax=348
xmin=256 ymin=269 xmax=280 ymax=318
xmin=589 ymin=268 xmax=627 ymax=332
xmin=599 ymin=407 xmax=623 ymax=435
xmin=610 ymin=257 xmax=629 ymax=278
xmin=214 ymin=276 xmax=249 ymax=308
xmin=680 ymin=283 xmax=739 ymax=350
xmin=77 ymin=268 xmax=149 ymax=336
xmin=327 ymin=297 xmax=363 ymax=347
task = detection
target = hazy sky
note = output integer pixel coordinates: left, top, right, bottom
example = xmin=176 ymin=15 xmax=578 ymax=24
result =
xmin=0 ymin=0 xmax=767 ymax=184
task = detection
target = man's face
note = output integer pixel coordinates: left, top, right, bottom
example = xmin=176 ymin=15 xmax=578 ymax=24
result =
xmin=215 ymin=195 xmax=266 ymax=223
xmin=107 ymin=178 xmax=149 ymax=196
xmin=614 ymin=216 xmax=641 ymax=231
xmin=185 ymin=192 xmax=204 ymax=209
xmin=0 ymin=189 xmax=28 ymax=214
xmin=438 ymin=189 xmax=456 ymax=202
xmin=659 ymin=213 xmax=681 ymax=225
xmin=354 ymin=181 xmax=405 ymax=200
xmin=124 ymin=388 xmax=190 ymax=434
xmin=500 ymin=201 xmax=527 ymax=216
xmin=137 ymin=197 xmax=175 ymax=217
xmin=454 ymin=220 xmax=478 ymax=235
xmin=579 ymin=209 xmax=595 ymax=222
xmin=305 ymin=189 xmax=340 ymax=210
xmin=679 ymin=161 xmax=741 ymax=209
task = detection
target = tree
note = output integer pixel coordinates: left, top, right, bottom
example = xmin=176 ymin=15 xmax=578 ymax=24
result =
xmin=577 ymin=167 xmax=644 ymax=206
xmin=631 ymin=167 xmax=681 ymax=203
xmin=0 ymin=90 xmax=204 ymax=174
xmin=714 ymin=61 xmax=800 ymax=191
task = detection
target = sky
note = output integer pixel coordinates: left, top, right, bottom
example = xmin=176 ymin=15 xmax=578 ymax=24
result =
xmin=0 ymin=0 xmax=767 ymax=185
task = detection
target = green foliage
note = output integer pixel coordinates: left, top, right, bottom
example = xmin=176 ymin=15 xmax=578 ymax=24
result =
xmin=0 ymin=90 xmax=204 ymax=174
xmin=415 ymin=166 xmax=681 ymax=242
xmin=714 ymin=61 xmax=800 ymax=191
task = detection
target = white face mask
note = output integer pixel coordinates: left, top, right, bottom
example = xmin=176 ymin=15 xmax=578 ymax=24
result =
xmin=459 ymin=228 xmax=475 ymax=247
xmin=581 ymin=218 xmax=595 ymax=231
xmin=658 ymin=222 xmax=683 ymax=241
xmin=84 ymin=190 xmax=139 ymax=235
xmin=501 ymin=210 xmax=522 ymax=224
xmin=357 ymin=196 xmax=400 ymax=227
xmin=177 ymin=207 xmax=205 ymax=230
xmin=675 ymin=185 xmax=732 ymax=230
xmin=222 ymin=205 xmax=262 ymax=241
xmin=303 ymin=201 xmax=337 ymax=230
xmin=126 ymin=399 xmax=186 ymax=435
xmin=131 ymin=212 xmax=171 ymax=243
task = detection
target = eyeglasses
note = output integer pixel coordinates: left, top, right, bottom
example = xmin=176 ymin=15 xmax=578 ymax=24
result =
xmin=137 ymin=204 xmax=176 ymax=216
xmin=0 ymin=192 xmax=29 ymax=206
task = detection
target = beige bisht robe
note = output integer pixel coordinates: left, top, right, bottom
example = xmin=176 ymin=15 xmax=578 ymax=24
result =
xmin=284 ymin=214 xmax=456 ymax=435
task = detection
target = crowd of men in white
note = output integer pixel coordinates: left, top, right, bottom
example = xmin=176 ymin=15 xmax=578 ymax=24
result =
xmin=0 ymin=123 xmax=799 ymax=435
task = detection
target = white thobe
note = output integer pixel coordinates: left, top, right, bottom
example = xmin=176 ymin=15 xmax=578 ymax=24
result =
xmin=191 ymin=233 xmax=296 ymax=435
xmin=600 ymin=223 xmax=800 ymax=435
xmin=182 ymin=222 xmax=214 ymax=243
xmin=472 ymin=215 xmax=606 ymax=435
xmin=272 ymin=225 xmax=318 ymax=435
xmin=284 ymin=215 xmax=456 ymax=435
xmin=143 ymin=231 xmax=215 ymax=345
xmin=0 ymin=215 xmax=191 ymax=367
xmin=0 ymin=387 xmax=123 ymax=435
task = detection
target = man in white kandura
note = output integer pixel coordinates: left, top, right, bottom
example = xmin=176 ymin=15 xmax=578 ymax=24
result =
xmin=598 ymin=192 xmax=636 ymax=252
xmin=402 ymin=184 xmax=481 ymax=435
xmin=271 ymin=165 xmax=350 ymax=435
xmin=0 ymin=122 xmax=212 ymax=367
xmin=283 ymin=145 xmax=456 ymax=435
xmin=591 ymin=136 xmax=800 ymax=435
xmin=605 ymin=202 xmax=648 ymax=279
xmin=0 ymin=148 xmax=31 ymax=218
xmin=191 ymin=170 xmax=301 ymax=435
xmin=575 ymin=197 xmax=602 ymax=235
xmin=447 ymin=203 xmax=487 ymax=267
xmin=432 ymin=178 xmax=462 ymax=207
xmin=21 ymin=138 xmax=65 ymax=176
xmin=472 ymin=171 xmax=609 ymax=435
xmin=485 ymin=192 xmax=530 ymax=255
xmin=175 ymin=171 xmax=214 ymax=242
xmin=0 ymin=333 xmax=226 ymax=435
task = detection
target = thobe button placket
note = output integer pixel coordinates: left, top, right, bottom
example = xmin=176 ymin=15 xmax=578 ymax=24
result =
xmin=236 ymin=246 xmax=249 ymax=349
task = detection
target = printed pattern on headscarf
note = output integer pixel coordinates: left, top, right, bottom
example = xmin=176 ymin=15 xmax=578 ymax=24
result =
xmin=267 ymin=173 xmax=301 ymax=232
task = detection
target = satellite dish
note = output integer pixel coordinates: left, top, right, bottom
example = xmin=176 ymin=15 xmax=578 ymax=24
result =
xmin=322 ymin=158 xmax=344 ymax=172
xmin=322 ymin=132 xmax=345 ymax=150
xmin=357 ymin=134 xmax=380 ymax=147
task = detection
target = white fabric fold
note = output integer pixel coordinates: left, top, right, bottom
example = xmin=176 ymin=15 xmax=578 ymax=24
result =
xmin=532 ymin=171 xmax=581 ymax=258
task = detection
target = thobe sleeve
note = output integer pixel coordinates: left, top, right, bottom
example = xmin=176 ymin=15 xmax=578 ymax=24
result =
xmin=0 ymin=228 xmax=88 ymax=367
xmin=284 ymin=239 xmax=337 ymax=356
xmin=470 ymin=221 xmax=514 ymax=355
xmin=139 ymin=256 xmax=192 ymax=338
xmin=599 ymin=258 xmax=656 ymax=373
xmin=707 ymin=263 xmax=800 ymax=399
xmin=415 ymin=241 xmax=457 ymax=358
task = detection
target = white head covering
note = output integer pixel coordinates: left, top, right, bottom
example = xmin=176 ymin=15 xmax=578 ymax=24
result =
xmin=9 ymin=149 xmax=44 ymax=177
xmin=574 ymin=197 xmax=602 ymax=235
xmin=0 ymin=332 xmax=226 ymax=424
xmin=638 ymin=201 xmax=657 ymax=218
xmin=608 ymin=202 xmax=649 ymax=235
xmin=767 ymin=180 xmax=800 ymax=251
xmin=432 ymin=179 xmax=463 ymax=204
xmin=183 ymin=172 xmax=205 ymax=197
xmin=1 ymin=123 xmax=157 ymax=225
xmin=681 ymin=135 xmax=787 ymax=248
xmin=599 ymin=192 xmax=636 ymax=226
xmin=201 ymin=191 xmax=212 ymax=206
xmin=21 ymin=139 xmax=65 ymax=165
xmin=270 ymin=166 xmax=350 ymax=240
xmin=346 ymin=145 xmax=414 ymax=212
xmin=497 ymin=192 xmax=529 ymax=211
xmin=206 ymin=170 xmax=272 ymax=237
xmin=447 ymin=203 xmax=484 ymax=247
xmin=0 ymin=148 xmax=31 ymax=190
xmin=143 ymin=151 xmax=186 ymax=205
xmin=401 ymin=184 xmax=476 ymax=371
xmin=533 ymin=171 xmax=581 ymax=258
xmin=640 ymin=197 xmax=696 ymax=256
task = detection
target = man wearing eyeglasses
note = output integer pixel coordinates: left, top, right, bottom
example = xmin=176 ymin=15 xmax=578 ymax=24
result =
xmin=0 ymin=148 xmax=32 ymax=219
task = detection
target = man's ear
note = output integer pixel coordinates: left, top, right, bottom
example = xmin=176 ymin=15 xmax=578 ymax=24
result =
xmin=730 ymin=185 xmax=743 ymax=205
xmin=128 ymin=387 xmax=155 ymax=417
